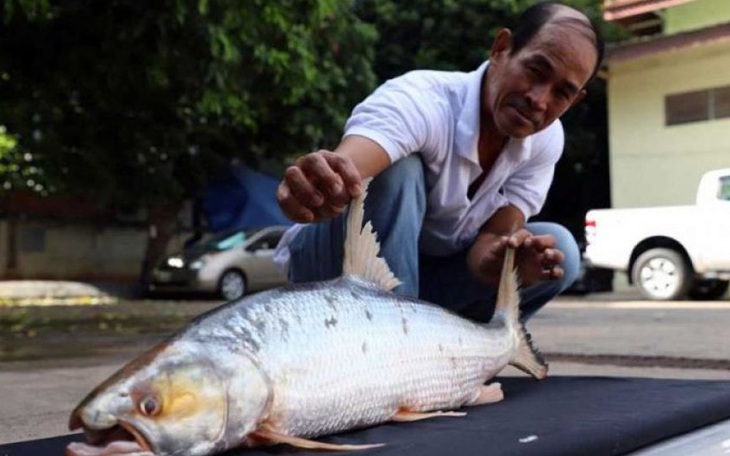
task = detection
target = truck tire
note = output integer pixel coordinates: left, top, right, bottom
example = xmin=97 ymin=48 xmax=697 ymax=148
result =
xmin=632 ymin=248 xmax=692 ymax=301
xmin=688 ymin=279 xmax=729 ymax=300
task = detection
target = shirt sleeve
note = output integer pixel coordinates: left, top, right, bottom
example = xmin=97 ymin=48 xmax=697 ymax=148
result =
xmin=343 ymin=75 xmax=442 ymax=163
xmin=503 ymin=122 xmax=564 ymax=219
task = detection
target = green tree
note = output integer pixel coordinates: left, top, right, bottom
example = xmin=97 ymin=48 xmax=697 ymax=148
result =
xmin=355 ymin=0 xmax=526 ymax=80
xmin=1 ymin=0 xmax=377 ymax=284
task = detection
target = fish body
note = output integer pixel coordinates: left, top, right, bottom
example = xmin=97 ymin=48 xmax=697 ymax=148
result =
xmin=187 ymin=276 xmax=514 ymax=438
xmin=68 ymin=182 xmax=547 ymax=456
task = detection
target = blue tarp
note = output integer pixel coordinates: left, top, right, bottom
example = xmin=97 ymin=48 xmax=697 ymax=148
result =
xmin=202 ymin=166 xmax=292 ymax=232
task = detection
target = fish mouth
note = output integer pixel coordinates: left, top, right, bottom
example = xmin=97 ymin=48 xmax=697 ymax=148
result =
xmin=67 ymin=413 xmax=153 ymax=456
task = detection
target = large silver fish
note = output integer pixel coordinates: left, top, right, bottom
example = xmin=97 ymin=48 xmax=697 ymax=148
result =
xmin=67 ymin=181 xmax=548 ymax=456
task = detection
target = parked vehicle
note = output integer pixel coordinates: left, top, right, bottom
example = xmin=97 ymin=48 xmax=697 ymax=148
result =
xmin=150 ymin=226 xmax=288 ymax=300
xmin=584 ymin=168 xmax=730 ymax=301
xmin=563 ymin=245 xmax=613 ymax=295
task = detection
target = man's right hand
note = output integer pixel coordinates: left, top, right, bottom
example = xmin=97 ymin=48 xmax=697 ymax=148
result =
xmin=277 ymin=150 xmax=363 ymax=223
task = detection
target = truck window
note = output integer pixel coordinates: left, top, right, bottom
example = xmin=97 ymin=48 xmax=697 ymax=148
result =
xmin=720 ymin=176 xmax=730 ymax=201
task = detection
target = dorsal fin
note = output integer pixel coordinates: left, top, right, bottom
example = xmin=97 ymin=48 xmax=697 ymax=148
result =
xmin=495 ymin=247 xmax=548 ymax=379
xmin=342 ymin=178 xmax=401 ymax=291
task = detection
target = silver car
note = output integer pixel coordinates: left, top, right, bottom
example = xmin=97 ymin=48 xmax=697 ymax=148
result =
xmin=150 ymin=226 xmax=288 ymax=300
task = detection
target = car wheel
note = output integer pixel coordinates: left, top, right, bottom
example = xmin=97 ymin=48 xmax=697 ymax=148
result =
xmin=688 ymin=279 xmax=729 ymax=301
xmin=632 ymin=248 xmax=691 ymax=301
xmin=219 ymin=270 xmax=247 ymax=301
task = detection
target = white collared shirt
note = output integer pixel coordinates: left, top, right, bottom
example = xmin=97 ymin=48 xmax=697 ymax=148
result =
xmin=274 ymin=60 xmax=563 ymax=269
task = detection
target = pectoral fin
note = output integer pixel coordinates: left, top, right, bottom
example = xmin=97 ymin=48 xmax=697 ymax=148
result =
xmin=465 ymin=382 xmax=504 ymax=406
xmin=250 ymin=424 xmax=384 ymax=451
xmin=392 ymin=409 xmax=466 ymax=422
xmin=66 ymin=440 xmax=155 ymax=456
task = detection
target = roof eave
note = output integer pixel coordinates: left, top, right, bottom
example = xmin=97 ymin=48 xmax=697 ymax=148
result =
xmin=605 ymin=21 xmax=730 ymax=64
xmin=603 ymin=0 xmax=697 ymax=21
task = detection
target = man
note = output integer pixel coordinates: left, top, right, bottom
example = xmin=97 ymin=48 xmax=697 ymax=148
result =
xmin=274 ymin=2 xmax=604 ymax=322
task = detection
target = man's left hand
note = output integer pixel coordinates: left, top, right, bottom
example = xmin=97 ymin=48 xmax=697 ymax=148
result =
xmin=506 ymin=229 xmax=565 ymax=286
xmin=471 ymin=228 xmax=565 ymax=287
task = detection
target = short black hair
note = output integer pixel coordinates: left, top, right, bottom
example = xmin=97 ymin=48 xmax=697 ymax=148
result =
xmin=509 ymin=1 xmax=605 ymax=85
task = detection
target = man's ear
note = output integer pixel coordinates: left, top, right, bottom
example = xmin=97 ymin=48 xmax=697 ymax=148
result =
xmin=490 ymin=28 xmax=512 ymax=63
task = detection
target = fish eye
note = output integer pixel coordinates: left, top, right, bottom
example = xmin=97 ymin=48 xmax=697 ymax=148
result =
xmin=139 ymin=396 xmax=161 ymax=416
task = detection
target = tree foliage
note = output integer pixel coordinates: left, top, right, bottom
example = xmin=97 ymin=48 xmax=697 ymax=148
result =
xmin=1 ymin=0 xmax=624 ymax=209
xmin=0 ymin=0 xmax=377 ymax=206
xmin=355 ymin=0 xmax=524 ymax=80
xmin=1 ymin=0 xmax=627 ymax=282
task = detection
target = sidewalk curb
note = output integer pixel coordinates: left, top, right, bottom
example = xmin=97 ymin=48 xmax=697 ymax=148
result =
xmin=0 ymin=280 xmax=137 ymax=305
xmin=0 ymin=296 xmax=118 ymax=307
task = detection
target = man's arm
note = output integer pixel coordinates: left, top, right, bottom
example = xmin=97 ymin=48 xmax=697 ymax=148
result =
xmin=467 ymin=205 xmax=565 ymax=287
xmin=276 ymin=135 xmax=391 ymax=223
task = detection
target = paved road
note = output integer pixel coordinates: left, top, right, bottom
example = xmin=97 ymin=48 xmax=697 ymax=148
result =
xmin=534 ymin=297 xmax=730 ymax=364
xmin=1 ymin=292 xmax=729 ymax=445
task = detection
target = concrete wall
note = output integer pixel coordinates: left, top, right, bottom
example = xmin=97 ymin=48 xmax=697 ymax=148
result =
xmin=607 ymin=39 xmax=730 ymax=208
xmin=0 ymin=220 xmax=190 ymax=281
xmin=664 ymin=0 xmax=730 ymax=34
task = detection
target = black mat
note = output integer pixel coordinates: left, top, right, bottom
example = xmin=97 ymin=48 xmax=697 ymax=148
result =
xmin=4 ymin=376 xmax=730 ymax=456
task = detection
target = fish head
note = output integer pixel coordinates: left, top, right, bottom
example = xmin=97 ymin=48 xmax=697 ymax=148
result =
xmin=68 ymin=341 xmax=271 ymax=456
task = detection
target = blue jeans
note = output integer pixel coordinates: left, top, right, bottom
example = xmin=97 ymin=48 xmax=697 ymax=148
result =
xmin=288 ymin=154 xmax=580 ymax=322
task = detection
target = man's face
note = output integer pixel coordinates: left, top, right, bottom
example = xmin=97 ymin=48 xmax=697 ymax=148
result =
xmin=485 ymin=21 xmax=597 ymax=138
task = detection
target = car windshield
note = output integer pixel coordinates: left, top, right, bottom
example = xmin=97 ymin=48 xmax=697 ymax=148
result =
xmin=201 ymin=229 xmax=260 ymax=251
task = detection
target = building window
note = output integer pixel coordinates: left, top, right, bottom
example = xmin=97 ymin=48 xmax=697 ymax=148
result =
xmin=714 ymin=86 xmax=730 ymax=119
xmin=666 ymin=85 xmax=730 ymax=126
xmin=665 ymin=90 xmax=707 ymax=125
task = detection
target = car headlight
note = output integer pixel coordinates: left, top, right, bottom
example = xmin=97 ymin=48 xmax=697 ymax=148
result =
xmin=166 ymin=255 xmax=185 ymax=268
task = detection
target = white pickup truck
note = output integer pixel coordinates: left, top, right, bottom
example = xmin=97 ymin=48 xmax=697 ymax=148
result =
xmin=584 ymin=168 xmax=730 ymax=301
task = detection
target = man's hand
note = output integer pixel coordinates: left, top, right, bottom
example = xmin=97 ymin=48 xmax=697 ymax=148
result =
xmin=506 ymin=229 xmax=565 ymax=286
xmin=470 ymin=228 xmax=565 ymax=287
xmin=277 ymin=150 xmax=363 ymax=223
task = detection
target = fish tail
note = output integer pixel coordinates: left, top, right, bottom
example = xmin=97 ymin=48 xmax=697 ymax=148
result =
xmin=494 ymin=247 xmax=548 ymax=380
xmin=342 ymin=178 xmax=402 ymax=291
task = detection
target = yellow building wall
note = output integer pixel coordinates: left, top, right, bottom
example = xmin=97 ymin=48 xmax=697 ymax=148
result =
xmin=664 ymin=0 xmax=730 ymax=34
xmin=607 ymin=39 xmax=730 ymax=208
